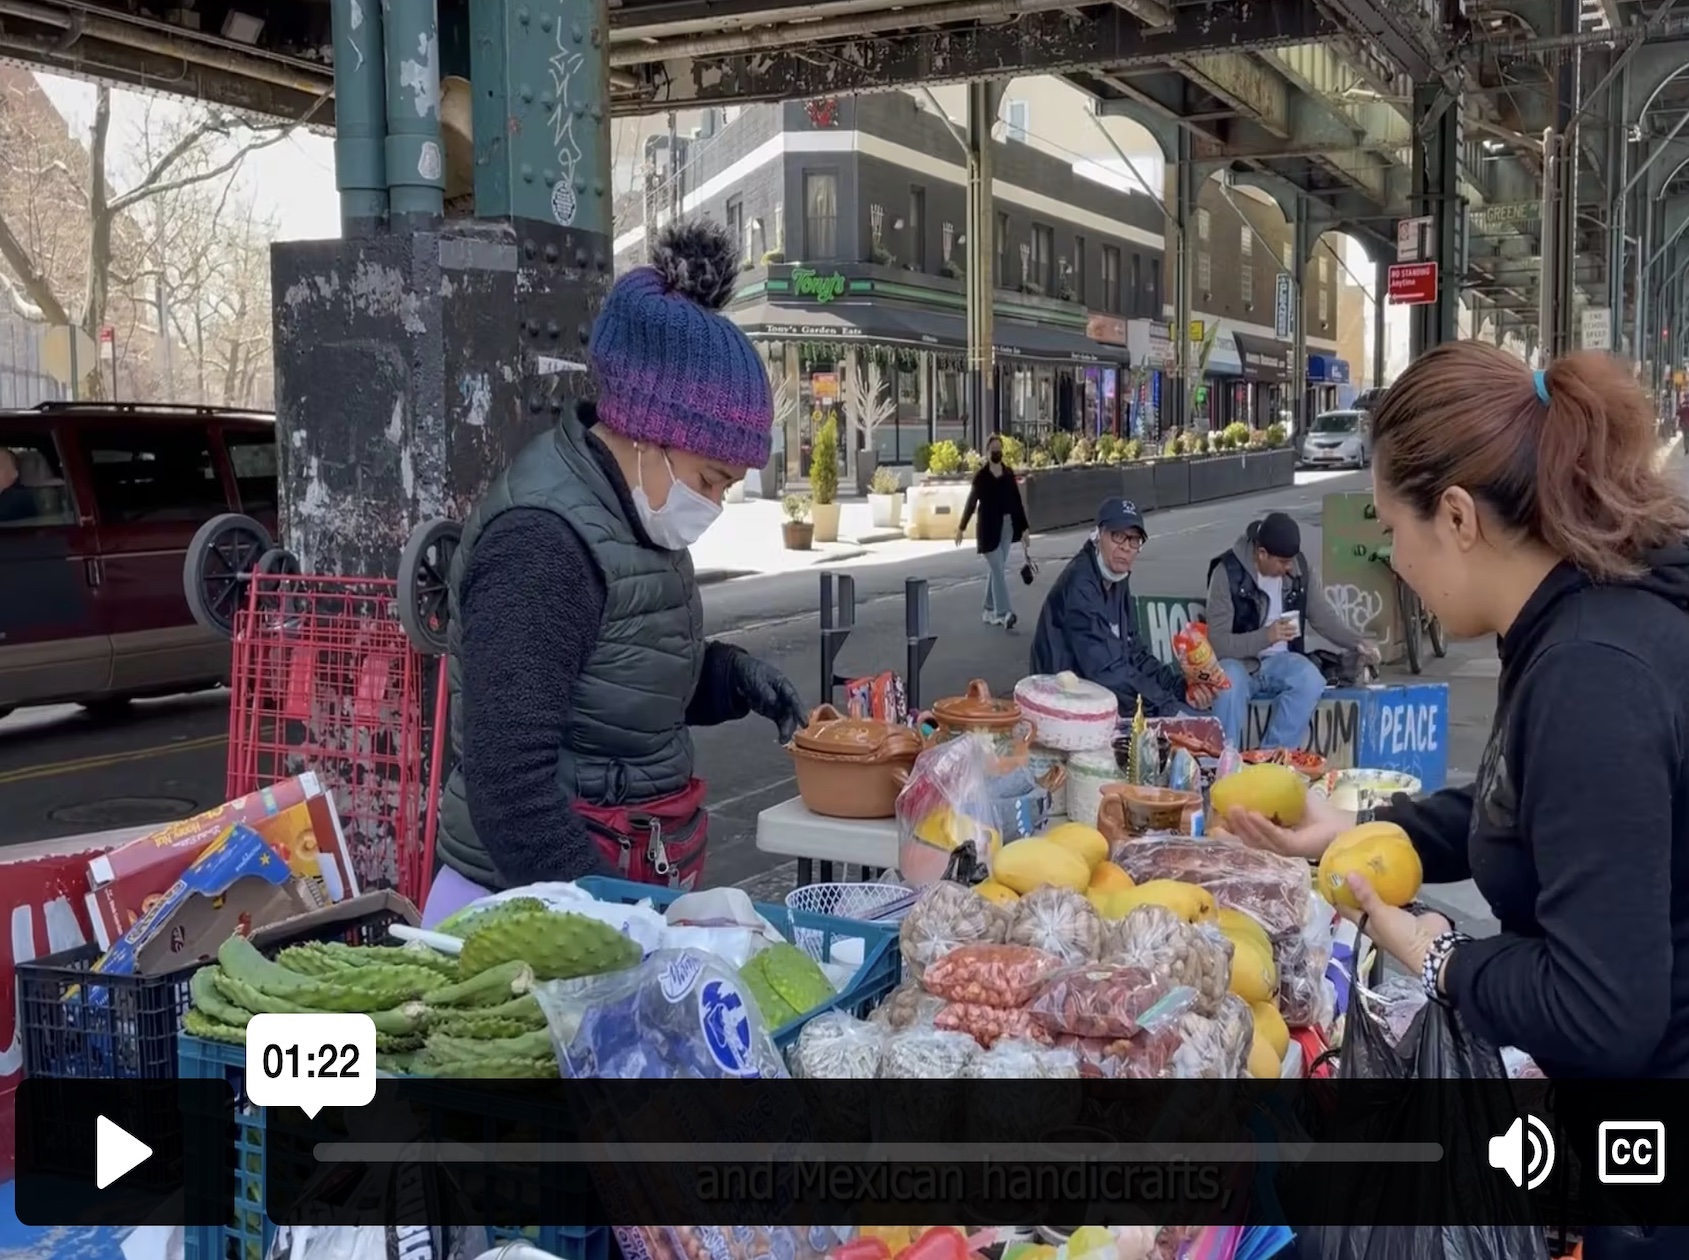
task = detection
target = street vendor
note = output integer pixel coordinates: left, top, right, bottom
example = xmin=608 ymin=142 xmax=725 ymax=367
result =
xmin=425 ymin=220 xmax=805 ymax=925
xmin=1203 ymin=511 xmax=1378 ymax=751
xmin=1029 ymin=497 xmax=1216 ymax=717
xmin=1224 ymin=345 xmax=1689 ymax=1103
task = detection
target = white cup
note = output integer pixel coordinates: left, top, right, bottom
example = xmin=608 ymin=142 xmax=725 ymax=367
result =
xmin=1279 ymin=611 xmax=1302 ymax=634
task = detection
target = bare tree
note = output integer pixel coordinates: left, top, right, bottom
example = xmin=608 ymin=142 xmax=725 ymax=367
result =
xmin=0 ymin=73 xmax=314 ymax=396
xmin=847 ymin=349 xmax=896 ymax=452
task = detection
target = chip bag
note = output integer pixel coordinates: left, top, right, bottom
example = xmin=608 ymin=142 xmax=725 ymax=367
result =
xmin=1171 ymin=621 xmax=1231 ymax=691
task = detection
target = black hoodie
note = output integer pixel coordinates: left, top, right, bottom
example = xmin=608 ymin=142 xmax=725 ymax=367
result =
xmin=1378 ymin=545 xmax=1689 ymax=1079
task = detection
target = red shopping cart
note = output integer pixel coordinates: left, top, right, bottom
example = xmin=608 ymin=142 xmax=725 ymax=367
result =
xmin=185 ymin=514 xmax=462 ymax=906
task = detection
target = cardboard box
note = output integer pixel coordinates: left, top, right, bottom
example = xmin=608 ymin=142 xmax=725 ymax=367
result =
xmin=247 ymin=889 xmax=422 ymax=950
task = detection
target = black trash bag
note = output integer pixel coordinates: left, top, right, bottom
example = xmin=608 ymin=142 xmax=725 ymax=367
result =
xmin=1298 ymin=929 xmax=1548 ymax=1260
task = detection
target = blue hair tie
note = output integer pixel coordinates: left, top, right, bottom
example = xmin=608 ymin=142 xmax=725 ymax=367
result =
xmin=1533 ymin=369 xmax=1550 ymax=404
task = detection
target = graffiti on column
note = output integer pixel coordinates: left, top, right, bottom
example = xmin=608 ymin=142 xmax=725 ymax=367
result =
xmin=1325 ymin=583 xmax=1386 ymax=640
xmin=548 ymin=15 xmax=584 ymax=227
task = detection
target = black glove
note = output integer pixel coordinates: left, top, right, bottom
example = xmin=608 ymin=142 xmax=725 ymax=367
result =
xmin=728 ymin=651 xmax=806 ymax=743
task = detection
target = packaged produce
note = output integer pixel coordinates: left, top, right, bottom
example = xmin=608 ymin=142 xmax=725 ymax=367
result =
xmin=739 ymin=942 xmax=837 ymax=1028
xmin=1316 ymin=820 xmax=1423 ymax=909
xmin=896 ymin=735 xmax=1003 ymax=886
xmin=898 ymin=880 xmax=1009 ymax=979
xmin=1026 ymin=964 xmax=1196 ymax=1039
xmin=1170 ymin=995 xmax=1253 ymax=1078
xmin=992 ymin=837 xmax=1090 ymax=894
xmin=1273 ymin=894 xmax=1336 ymax=1028
xmin=1052 ymin=1029 xmax=1179 ymax=1079
xmin=1102 ymin=905 xmax=1232 ymax=1015
xmin=1171 ymin=621 xmax=1231 ymax=692
xmin=1112 ymin=834 xmax=1313 ymax=937
xmin=615 ymin=1226 xmax=850 ymax=1260
xmin=1006 ymin=885 xmax=1104 ymax=963
xmin=1013 ymin=672 xmax=1118 ymax=751
xmin=919 ymin=943 xmax=1061 ymax=1006
xmin=536 ymin=948 xmax=787 ymax=1079
xmin=869 ymin=980 xmax=947 ymax=1032
xmin=1209 ymin=762 xmax=1306 ymax=827
xmin=790 ymin=1010 xmax=885 ymax=1079
xmin=880 ymin=1027 xmax=979 ymax=1077
xmin=933 ymin=1000 xmax=1052 ymax=1048
xmin=961 ymin=1037 xmax=1082 ymax=1079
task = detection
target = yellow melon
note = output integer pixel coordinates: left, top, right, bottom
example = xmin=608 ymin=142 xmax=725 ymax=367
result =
xmin=1316 ymin=820 xmax=1423 ymax=910
xmin=1247 ymin=1032 xmax=1282 ymax=1079
xmin=1043 ymin=821 xmax=1110 ymax=871
xmin=1087 ymin=861 xmax=1134 ymax=893
xmin=1251 ymin=1000 xmax=1291 ymax=1060
xmin=973 ymin=880 xmax=1021 ymax=907
xmin=1208 ymin=762 xmax=1308 ymax=826
xmin=1218 ymin=907 xmax=1272 ymax=951
xmin=992 ymin=837 xmax=1091 ymax=894
xmin=1222 ymin=929 xmax=1278 ymax=1004
xmin=1108 ymin=879 xmax=1217 ymax=925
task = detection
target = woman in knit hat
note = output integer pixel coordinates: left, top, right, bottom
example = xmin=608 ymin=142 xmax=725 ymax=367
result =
xmin=424 ymin=219 xmax=806 ymax=924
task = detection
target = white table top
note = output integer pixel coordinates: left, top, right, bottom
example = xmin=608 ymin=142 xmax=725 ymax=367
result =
xmin=755 ymin=796 xmax=900 ymax=869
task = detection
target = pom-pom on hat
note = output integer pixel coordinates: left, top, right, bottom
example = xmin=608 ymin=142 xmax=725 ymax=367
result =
xmin=589 ymin=219 xmax=773 ymax=470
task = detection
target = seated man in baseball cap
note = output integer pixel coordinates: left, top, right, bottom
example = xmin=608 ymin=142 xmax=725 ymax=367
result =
xmin=1204 ymin=511 xmax=1377 ymax=751
xmin=1030 ymin=498 xmax=1218 ymax=717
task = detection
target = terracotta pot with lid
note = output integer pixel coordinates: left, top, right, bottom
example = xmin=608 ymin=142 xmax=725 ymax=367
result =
xmin=787 ymin=703 xmax=923 ymax=819
xmin=924 ymin=678 xmax=1036 ymax=754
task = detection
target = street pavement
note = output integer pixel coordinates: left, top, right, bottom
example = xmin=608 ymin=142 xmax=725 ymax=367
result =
xmin=0 ymin=466 xmax=1507 ymax=933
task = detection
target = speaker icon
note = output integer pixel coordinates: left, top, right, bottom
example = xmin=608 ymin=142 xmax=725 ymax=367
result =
xmin=1489 ymin=1114 xmax=1556 ymax=1190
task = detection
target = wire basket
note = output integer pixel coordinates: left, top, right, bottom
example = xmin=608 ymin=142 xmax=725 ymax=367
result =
xmin=784 ymin=881 xmax=915 ymax=959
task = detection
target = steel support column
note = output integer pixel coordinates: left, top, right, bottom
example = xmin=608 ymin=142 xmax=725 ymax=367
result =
xmin=1172 ymin=130 xmax=1198 ymax=432
xmin=965 ymin=81 xmax=1002 ymax=447
xmin=1540 ymin=0 xmax=1580 ymax=358
xmin=1290 ymin=200 xmax=1310 ymax=428
xmin=1373 ymin=259 xmax=1387 ymax=387
xmin=1607 ymin=69 xmax=1631 ymax=321
xmin=1637 ymin=195 xmax=1656 ymax=374
xmin=1409 ymin=83 xmax=1460 ymax=357
xmin=331 ymin=0 xmax=388 ymax=235
xmin=381 ymin=0 xmax=445 ymax=229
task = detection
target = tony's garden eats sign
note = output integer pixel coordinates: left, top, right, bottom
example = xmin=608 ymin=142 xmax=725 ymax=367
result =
xmin=791 ymin=268 xmax=847 ymax=303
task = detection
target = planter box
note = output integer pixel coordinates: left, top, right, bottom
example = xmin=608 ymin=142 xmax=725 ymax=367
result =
xmin=811 ymin=501 xmax=842 ymax=542
xmin=906 ymin=481 xmax=974 ymax=539
xmin=1116 ymin=462 xmax=1158 ymax=513
xmin=1188 ymin=454 xmax=1249 ymax=502
xmin=1152 ymin=458 xmax=1191 ymax=509
xmin=868 ymin=492 xmax=903 ymax=529
xmin=1022 ymin=465 xmax=1120 ymax=531
xmin=783 ymin=522 xmax=814 ymax=551
xmin=1262 ymin=445 xmax=1296 ymax=487
xmin=855 ymin=450 xmax=879 ymax=496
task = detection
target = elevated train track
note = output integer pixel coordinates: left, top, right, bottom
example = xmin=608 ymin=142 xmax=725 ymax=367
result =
xmin=0 ymin=0 xmax=1686 ymax=343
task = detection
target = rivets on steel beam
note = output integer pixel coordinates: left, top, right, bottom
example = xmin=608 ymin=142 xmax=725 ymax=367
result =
xmin=527 ymin=390 xmax=543 ymax=413
xmin=540 ymin=14 xmax=554 ymax=33
xmin=520 ymin=85 xmax=534 ymax=104
xmin=516 ymin=6 xmax=530 ymax=24
xmin=545 ymin=320 xmax=560 ymax=341
xmin=578 ymin=323 xmax=591 ymax=346
xmin=569 ymin=21 xmax=585 ymax=45
xmin=520 ymin=163 xmax=535 ymax=184
xmin=523 ymin=239 xmax=537 ymax=259
xmin=575 ymin=246 xmax=588 ymax=266
xmin=543 ymin=242 xmax=560 ymax=263
xmin=525 ymin=318 xmax=540 ymax=338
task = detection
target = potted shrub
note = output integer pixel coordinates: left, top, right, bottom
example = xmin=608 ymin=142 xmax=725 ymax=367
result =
xmin=810 ymin=416 xmax=841 ymax=542
xmin=868 ymin=465 xmax=904 ymax=528
xmin=926 ymin=439 xmax=963 ymax=478
xmin=781 ymin=494 xmax=813 ymax=550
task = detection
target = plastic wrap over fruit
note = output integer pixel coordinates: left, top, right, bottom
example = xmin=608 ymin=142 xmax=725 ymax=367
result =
xmin=536 ymin=948 xmax=787 ymax=1078
xmin=1112 ymin=834 xmax=1313 ymax=937
xmin=896 ymin=735 xmax=1002 ymax=887
xmin=1005 ymin=885 xmax=1104 ymax=963
xmin=789 ymin=1011 xmax=885 ymax=1079
xmin=898 ymin=881 xmax=1010 ymax=979
xmin=1101 ymin=906 xmax=1232 ymax=1015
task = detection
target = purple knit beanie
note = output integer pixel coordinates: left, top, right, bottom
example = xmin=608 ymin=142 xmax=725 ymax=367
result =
xmin=589 ymin=219 xmax=772 ymax=469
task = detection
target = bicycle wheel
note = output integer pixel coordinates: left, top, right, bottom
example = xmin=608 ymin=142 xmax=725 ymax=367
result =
xmin=1398 ymin=576 xmax=1423 ymax=675
xmin=1427 ymin=608 xmax=1448 ymax=658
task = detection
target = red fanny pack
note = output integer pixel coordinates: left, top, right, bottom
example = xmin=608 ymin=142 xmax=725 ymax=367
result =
xmin=574 ymin=777 xmax=708 ymax=891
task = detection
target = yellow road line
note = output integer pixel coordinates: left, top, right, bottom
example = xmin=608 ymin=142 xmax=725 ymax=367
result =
xmin=0 ymin=733 xmax=228 ymax=785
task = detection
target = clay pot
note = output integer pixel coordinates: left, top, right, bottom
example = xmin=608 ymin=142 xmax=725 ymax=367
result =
xmin=1096 ymin=782 xmax=1203 ymax=843
xmin=787 ymin=704 xmax=923 ymax=819
xmin=924 ymin=678 xmax=1035 ymax=755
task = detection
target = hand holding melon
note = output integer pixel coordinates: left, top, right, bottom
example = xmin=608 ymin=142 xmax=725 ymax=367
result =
xmin=1316 ymin=821 xmax=1423 ymax=910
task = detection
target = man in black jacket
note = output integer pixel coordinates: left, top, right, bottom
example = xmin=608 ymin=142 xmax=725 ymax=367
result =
xmin=1030 ymin=498 xmax=1215 ymax=716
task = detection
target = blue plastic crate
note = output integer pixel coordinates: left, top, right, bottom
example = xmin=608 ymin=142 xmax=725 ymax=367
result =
xmin=572 ymin=875 xmax=903 ymax=1048
xmin=178 ymin=1034 xmax=609 ymax=1260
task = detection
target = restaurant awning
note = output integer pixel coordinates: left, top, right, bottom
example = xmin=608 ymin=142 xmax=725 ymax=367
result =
xmin=1232 ymin=332 xmax=1291 ymax=382
xmin=995 ymin=319 xmax=1126 ymax=366
xmin=732 ymin=302 xmax=1129 ymax=367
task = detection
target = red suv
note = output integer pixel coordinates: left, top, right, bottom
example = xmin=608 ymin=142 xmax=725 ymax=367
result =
xmin=0 ymin=401 xmax=276 ymax=719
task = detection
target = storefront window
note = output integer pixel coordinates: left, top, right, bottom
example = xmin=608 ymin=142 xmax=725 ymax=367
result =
xmin=879 ymin=351 xmax=929 ymax=465
xmin=935 ymin=368 xmax=966 ymax=450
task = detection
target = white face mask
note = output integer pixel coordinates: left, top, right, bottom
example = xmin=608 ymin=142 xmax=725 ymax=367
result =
xmin=1091 ymin=530 xmax=1130 ymax=584
xmin=633 ymin=445 xmax=722 ymax=550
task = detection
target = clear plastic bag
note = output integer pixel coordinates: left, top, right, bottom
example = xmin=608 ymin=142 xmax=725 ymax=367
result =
xmin=615 ymin=1226 xmax=852 ymax=1260
xmin=1112 ymin=834 xmax=1314 ymax=937
xmin=1027 ymin=964 xmax=1197 ymax=1039
xmin=266 ymin=1226 xmax=491 ymax=1260
xmin=1274 ymin=894 xmax=1337 ymax=1028
xmin=880 ymin=1026 xmax=979 ymax=1077
xmin=961 ymin=1036 xmax=1082 ymax=1079
xmin=934 ymin=1000 xmax=1054 ymax=1048
xmin=898 ymin=880 xmax=1009 ymax=980
xmin=1006 ymin=885 xmax=1104 ymax=963
xmin=1169 ymin=1003 xmax=1250 ymax=1079
xmin=870 ymin=980 xmax=947 ymax=1031
xmin=919 ymin=942 xmax=1062 ymax=1006
xmin=896 ymin=734 xmax=1002 ymax=887
xmin=1102 ymin=905 xmax=1233 ymax=1015
xmin=789 ymin=1010 xmax=885 ymax=1079
xmin=535 ymin=948 xmax=787 ymax=1078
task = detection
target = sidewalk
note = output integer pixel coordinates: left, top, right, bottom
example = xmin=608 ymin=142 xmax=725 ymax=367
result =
xmin=690 ymin=496 xmax=954 ymax=582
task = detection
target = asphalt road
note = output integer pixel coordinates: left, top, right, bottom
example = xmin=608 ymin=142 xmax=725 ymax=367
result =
xmin=0 ymin=467 xmax=1499 ymax=920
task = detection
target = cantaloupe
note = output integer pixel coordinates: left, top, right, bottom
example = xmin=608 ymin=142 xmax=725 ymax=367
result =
xmin=1251 ymin=1000 xmax=1290 ymax=1060
xmin=1316 ymin=820 xmax=1422 ymax=910
xmin=1043 ymin=821 xmax=1110 ymax=872
xmin=992 ymin=838 xmax=1090 ymax=894
xmin=1209 ymin=762 xmax=1308 ymax=826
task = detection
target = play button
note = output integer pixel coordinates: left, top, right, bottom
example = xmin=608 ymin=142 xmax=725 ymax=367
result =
xmin=96 ymin=1115 xmax=153 ymax=1189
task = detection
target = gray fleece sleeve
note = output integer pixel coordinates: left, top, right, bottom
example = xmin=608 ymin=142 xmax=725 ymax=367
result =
xmin=1301 ymin=557 xmax=1366 ymax=650
xmin=1204 ymin=561 xmax=1275 ymax=661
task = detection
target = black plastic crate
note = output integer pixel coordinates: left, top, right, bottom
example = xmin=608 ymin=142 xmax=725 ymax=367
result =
xmin=20 ymin=898 xmax=414 ymax=1081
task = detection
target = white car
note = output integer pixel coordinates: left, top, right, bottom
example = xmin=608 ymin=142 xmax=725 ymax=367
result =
xmin=1299 ymin=409 xmax=1372 ymax=469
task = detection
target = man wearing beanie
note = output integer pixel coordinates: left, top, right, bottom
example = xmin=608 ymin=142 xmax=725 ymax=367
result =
xmin=423 ymin=220 xmax=806 ymax=924
xmin=1204 ymin=511 xmax=1377 ymax=750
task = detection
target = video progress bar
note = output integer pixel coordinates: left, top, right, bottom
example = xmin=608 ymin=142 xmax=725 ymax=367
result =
xmin=316 ymin=1141 xmax=1445 ymax=1165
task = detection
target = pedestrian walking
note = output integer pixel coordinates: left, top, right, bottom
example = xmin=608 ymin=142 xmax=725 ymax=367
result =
xmin=956 ymin=433 xmax=1031 ymax=629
